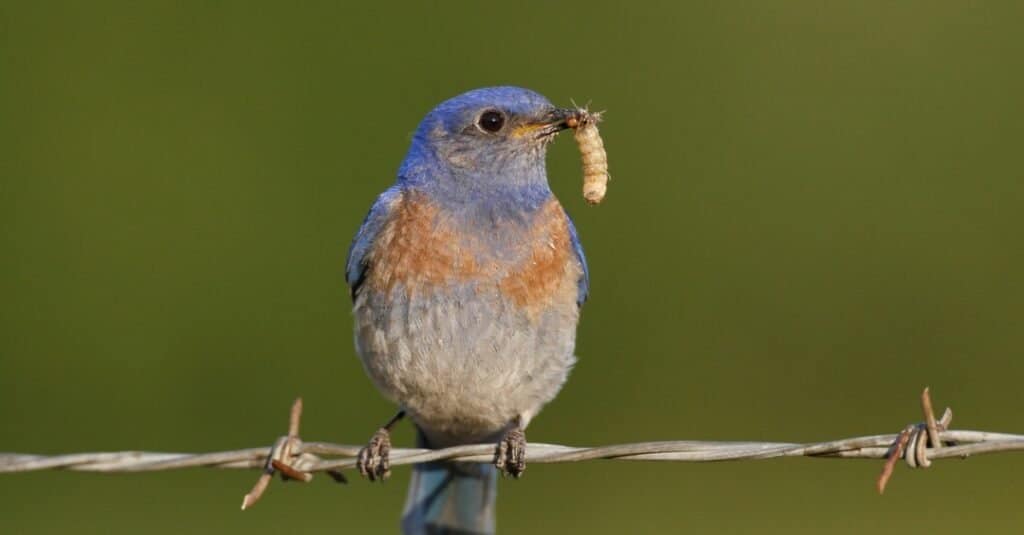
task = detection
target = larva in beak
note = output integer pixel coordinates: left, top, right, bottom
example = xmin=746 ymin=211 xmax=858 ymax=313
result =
xmin=567 ymin=109 xmax=608 ymax=205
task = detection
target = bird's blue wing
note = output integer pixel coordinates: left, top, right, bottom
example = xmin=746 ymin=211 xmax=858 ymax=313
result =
xmin=564 ymin=213 xmax=590 ymax=307
xmin=346 ymin=186 xmax=401 ymax=297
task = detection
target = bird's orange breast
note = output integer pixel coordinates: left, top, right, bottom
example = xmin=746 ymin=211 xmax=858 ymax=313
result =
xmin=365 ymin=191 xmax=580 ymax=313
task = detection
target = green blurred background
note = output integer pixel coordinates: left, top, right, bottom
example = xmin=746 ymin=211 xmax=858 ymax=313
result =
xmin=2 ymin=1 xmax=1022 ymax=533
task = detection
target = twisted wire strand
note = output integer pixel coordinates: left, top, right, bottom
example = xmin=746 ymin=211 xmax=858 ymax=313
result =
xmin=3 ymin=390 xmax=1022 ymax=509
xmin=3 ymin=430 xmax=1022 ymax=474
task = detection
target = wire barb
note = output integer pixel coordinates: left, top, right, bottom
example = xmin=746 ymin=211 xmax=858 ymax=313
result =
xmin=876 ymin=387 xmax=955 ymax=494
xmin=240 ymin=398 xmax=345 ymax=510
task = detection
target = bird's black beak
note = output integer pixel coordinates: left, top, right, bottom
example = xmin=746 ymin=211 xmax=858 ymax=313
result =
xmin=527 ymin=108 xmax=579 ymax=139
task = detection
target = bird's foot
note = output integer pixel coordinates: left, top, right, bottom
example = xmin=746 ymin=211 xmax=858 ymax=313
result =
xmin=495 ymin=425 xmax=527 ymax=478
xmin=357 ymin=427 xmax=393 ymax=481
xmin=356 ymin=410 xmax=405 ymax=482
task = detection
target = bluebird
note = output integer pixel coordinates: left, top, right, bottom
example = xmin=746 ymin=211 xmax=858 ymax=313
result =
xmin=346 ymin=86 xmax=590 ymax=534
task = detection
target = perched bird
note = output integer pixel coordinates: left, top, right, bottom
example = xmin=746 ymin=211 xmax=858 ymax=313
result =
xmin=346 ymin=86 xmax=590 ymax=534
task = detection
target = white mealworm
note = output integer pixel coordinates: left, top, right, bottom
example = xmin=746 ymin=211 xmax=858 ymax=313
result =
xmin=567 ymin=110 xmax=608 ymax=205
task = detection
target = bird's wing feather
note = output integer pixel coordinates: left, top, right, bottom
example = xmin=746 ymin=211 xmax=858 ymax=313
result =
xmin=345 ymin=185 xmax=401 ymax=297
xmin=564 ymin=211 xmax=590 ymax=307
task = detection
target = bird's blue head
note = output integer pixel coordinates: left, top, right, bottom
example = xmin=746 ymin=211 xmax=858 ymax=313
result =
xmin=398 ymin=87 xmax=576 ymax=207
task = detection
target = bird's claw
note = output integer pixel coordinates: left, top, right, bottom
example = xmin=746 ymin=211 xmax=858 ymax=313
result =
xmin=357 ymin=428 xmax=392 ymax=481
xmin=495 ymin=426 xmax=526 ymax=478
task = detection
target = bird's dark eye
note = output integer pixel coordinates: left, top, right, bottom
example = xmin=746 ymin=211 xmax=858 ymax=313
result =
xmin=477 ymin=110 xmax=505 ymax=133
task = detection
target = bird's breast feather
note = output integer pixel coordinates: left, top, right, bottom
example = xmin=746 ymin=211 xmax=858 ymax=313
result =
xmin=363 ymin=191 xmax=582 ymax=311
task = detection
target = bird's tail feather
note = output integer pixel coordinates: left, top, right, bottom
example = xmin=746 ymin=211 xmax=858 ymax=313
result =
xmin=401 ymin=433 xmax=497 ymax=535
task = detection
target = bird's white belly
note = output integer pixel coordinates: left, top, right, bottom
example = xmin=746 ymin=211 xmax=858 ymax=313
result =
xmin=353 ymin=285 xmax=578 ymax=446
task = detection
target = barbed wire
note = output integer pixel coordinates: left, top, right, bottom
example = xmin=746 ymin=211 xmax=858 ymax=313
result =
xmin=1 ymin=389 xmax=1022 ymax=510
